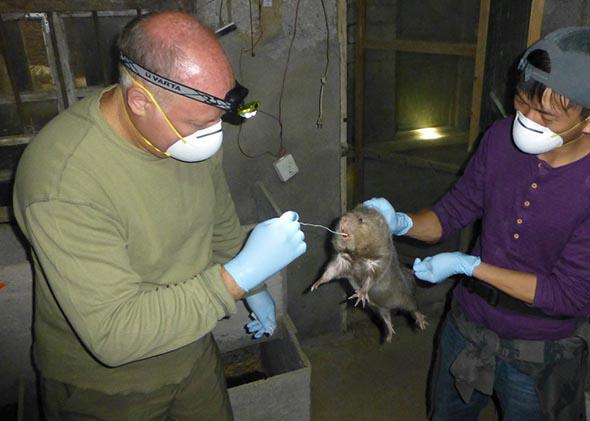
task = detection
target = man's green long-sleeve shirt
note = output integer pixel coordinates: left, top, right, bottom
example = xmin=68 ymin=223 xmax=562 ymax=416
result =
xmin=12 ymin=87 xmax=246 ymax=393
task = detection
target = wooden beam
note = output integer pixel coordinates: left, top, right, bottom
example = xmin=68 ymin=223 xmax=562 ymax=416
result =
xmin=0 ymin=14 xmax=25 ymax=127
xmin=527 ymin=0 xmax=545 ymax=46
xmin=354 ymin=0 xmax=366 ymax=204
xmin=364 ymin=39 xmax=476 ymax=57
xmin=0 ymin=1 xmax=192 ymax=13
xmin=49 ymin=12 xmax=76 ymax=107
xmin=468 ymin=0 xmax=491 ymax=150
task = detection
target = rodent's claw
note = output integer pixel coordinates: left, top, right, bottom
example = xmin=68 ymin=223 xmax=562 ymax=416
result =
xmin=348 ymin=290 xmax=370 ymax=308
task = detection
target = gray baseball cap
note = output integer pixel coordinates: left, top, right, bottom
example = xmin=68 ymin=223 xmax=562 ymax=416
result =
xmin=518 ymin=27 xmax=590 ymax=108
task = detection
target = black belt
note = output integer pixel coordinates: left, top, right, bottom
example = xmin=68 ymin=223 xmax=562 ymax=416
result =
xmin=460 ymin=276 xmax=574 ymax=321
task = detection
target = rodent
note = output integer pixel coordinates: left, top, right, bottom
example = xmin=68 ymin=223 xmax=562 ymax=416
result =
xmin=310 ymin=205 xmax=427 ymax=341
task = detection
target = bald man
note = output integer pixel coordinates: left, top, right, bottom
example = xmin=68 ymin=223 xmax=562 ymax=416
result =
xmin=13 ymin=11 xmax=306 ymax=420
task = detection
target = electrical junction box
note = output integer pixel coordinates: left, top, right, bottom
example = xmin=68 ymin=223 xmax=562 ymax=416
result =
xmin=273 ymin=153 xmax=299 ymax=182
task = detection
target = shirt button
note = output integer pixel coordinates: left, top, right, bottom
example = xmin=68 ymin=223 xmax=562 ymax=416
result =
xmin=514 ymin=233 xmax=520 ymax=240
xmin=531 ymin=182 xmax=538 ymax=189
xmin=517 ymin=218 xmax=523 ymax=224
xmin=523 ymin=200 xmax=531 ymax=207
xmin=538 ymin=162 xmax=542 ymax=168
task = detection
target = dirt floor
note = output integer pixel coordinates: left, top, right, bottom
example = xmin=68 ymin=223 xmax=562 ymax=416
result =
xmin=303 ymin=308 xmax=498 ymax=420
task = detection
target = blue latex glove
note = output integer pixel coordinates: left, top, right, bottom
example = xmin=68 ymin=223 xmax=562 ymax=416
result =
xmin=225 ymin=211 xmax=306 ymax=292
xmin=363 ymin=197 xmax=413 ymax=236
xmin=413 ymin=251 xmax=481 ymax=284
xmin=245 ymin=290 xmax=276 ymax=338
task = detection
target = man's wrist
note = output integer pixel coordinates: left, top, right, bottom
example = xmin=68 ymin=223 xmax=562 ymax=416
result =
xmin=220 ymin=265 xmax=245 ymax=300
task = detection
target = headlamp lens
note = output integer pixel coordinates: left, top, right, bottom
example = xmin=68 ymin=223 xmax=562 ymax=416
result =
xmin=238 ymin=101 xmax=260 ymax=119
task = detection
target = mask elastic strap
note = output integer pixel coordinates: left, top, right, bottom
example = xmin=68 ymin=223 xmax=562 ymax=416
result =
xmin=118 ymin=85 xmax=170 ymax=156
xmin=557 ymin=114 xmax=590 ymax=137
xmin=122 ymin=68 xmax=188 ymax=145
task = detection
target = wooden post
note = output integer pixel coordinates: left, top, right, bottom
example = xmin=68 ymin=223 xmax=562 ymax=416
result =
xmin=0 ymin=14 xmax=25 ymax=127
xmin=354 ymin=0 xmax=366 ymax=204
xmin=527 ymin=0 xmax=545 ymax=46
xmin=467 ymin=0 xmax=490 ymax=151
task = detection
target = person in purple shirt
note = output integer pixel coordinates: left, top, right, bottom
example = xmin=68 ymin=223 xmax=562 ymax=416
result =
xmin=366 ymin=27 xmax=590 ymax=420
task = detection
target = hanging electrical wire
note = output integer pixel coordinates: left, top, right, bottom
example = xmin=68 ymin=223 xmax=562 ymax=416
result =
xmin=316 ymin=0 xmax=330 ymax=128
xmin=235 ymin=43 xmax=281 ymax=159
xmin=277 ymin=0 xmax=302 ymax=155
xmin=245 ymin=0 xmax=264 ymax=56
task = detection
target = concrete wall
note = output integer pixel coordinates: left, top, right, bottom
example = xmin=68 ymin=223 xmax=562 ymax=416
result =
xmin=542 ymin=0 xmax=590 ymax=35
xmin=199 ymin=0 xmax=345 ymax=338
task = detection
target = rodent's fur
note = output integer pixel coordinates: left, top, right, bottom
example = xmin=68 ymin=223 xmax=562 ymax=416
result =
xmin=311 ymin=205 xmax=427 ymax=341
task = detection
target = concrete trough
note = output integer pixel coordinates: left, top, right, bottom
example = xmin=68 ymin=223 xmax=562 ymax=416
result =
xmin=213 ymin=267 xmax=311 ymax=421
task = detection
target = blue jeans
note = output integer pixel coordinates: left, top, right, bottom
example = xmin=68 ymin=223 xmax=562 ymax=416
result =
xmin=431 ymin=316 xmax=541 ymax=420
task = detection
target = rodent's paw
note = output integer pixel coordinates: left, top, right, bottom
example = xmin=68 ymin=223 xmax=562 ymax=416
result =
xmin=348 ymin=289 xmax=370 ymax=308
xmin=310 ymin=279 xmax=324 ymax=291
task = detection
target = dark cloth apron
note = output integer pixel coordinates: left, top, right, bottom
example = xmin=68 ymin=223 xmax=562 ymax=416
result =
xmin=433 ymin=302 xmax=590 ymax=421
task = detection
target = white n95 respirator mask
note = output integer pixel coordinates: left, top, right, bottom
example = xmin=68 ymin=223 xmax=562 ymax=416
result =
xmin=166 ymin=121 xmax=223 ymax=162
xmin=512 ymin=111 xmax=563 ymax=155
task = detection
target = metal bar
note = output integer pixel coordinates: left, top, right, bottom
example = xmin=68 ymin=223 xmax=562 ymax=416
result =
xmin=527 ymin=0 xmax=545 ymax=46
xmin=364 ymin=39 xmax=477 ymax=57
xmin=0 ymin=13 xmax=25 ymax=128
xmin=354 ymin=0 xmax=366 ymax=204
xmin=0 ymin=1 xmax=192 ymax=13
xmin=1 ymin=11 xmax=139 ymax=20
xmin=467 ymin=0 xmax=490 ymax=151
xmin=337 ymin=0 xmax=347 ymax=213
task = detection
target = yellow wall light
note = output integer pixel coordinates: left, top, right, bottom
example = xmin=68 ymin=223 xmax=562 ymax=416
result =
xmin=415 ymin=127 xmax=444 ymax=140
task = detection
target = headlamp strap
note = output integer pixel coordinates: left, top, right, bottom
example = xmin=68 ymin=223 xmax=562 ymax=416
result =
xmin=120 ymin=54 xmax=233 ymax=112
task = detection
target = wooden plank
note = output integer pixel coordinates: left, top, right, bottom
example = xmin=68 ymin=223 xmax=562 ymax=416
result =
xmin=364 ymin=39 xmax=476 ymax=57
xmin=0 ymin=135 xmax=32 ymax=146
xmin=527 ymin=0 xmax=545 ymax=46
xmin=0 ymin=14 xmax=25 ymax=126
xmin=0 ymin=1 xmax=192 ymax=13
xmin=0 ymin=85 xmax=102 ymax=104
xmin=49 ymin=12 xmax=76 ymax=107
xmin=354 ymin=0 xmax=366 ymax=204
xmin=468 ymin=0 xmax=491 ymax=150
xmin=0 ymin=89 xmax=57 ymax=104
xmin=0 ymin=206 xmax=9 ymax=223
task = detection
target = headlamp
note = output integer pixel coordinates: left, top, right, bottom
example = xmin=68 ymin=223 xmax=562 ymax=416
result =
xmin=119 ymin=54 xmax=258 ymax=121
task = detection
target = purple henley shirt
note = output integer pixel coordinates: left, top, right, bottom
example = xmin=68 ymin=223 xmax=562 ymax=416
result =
xmin=433 ymin=116 xmax=590 ymax=340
